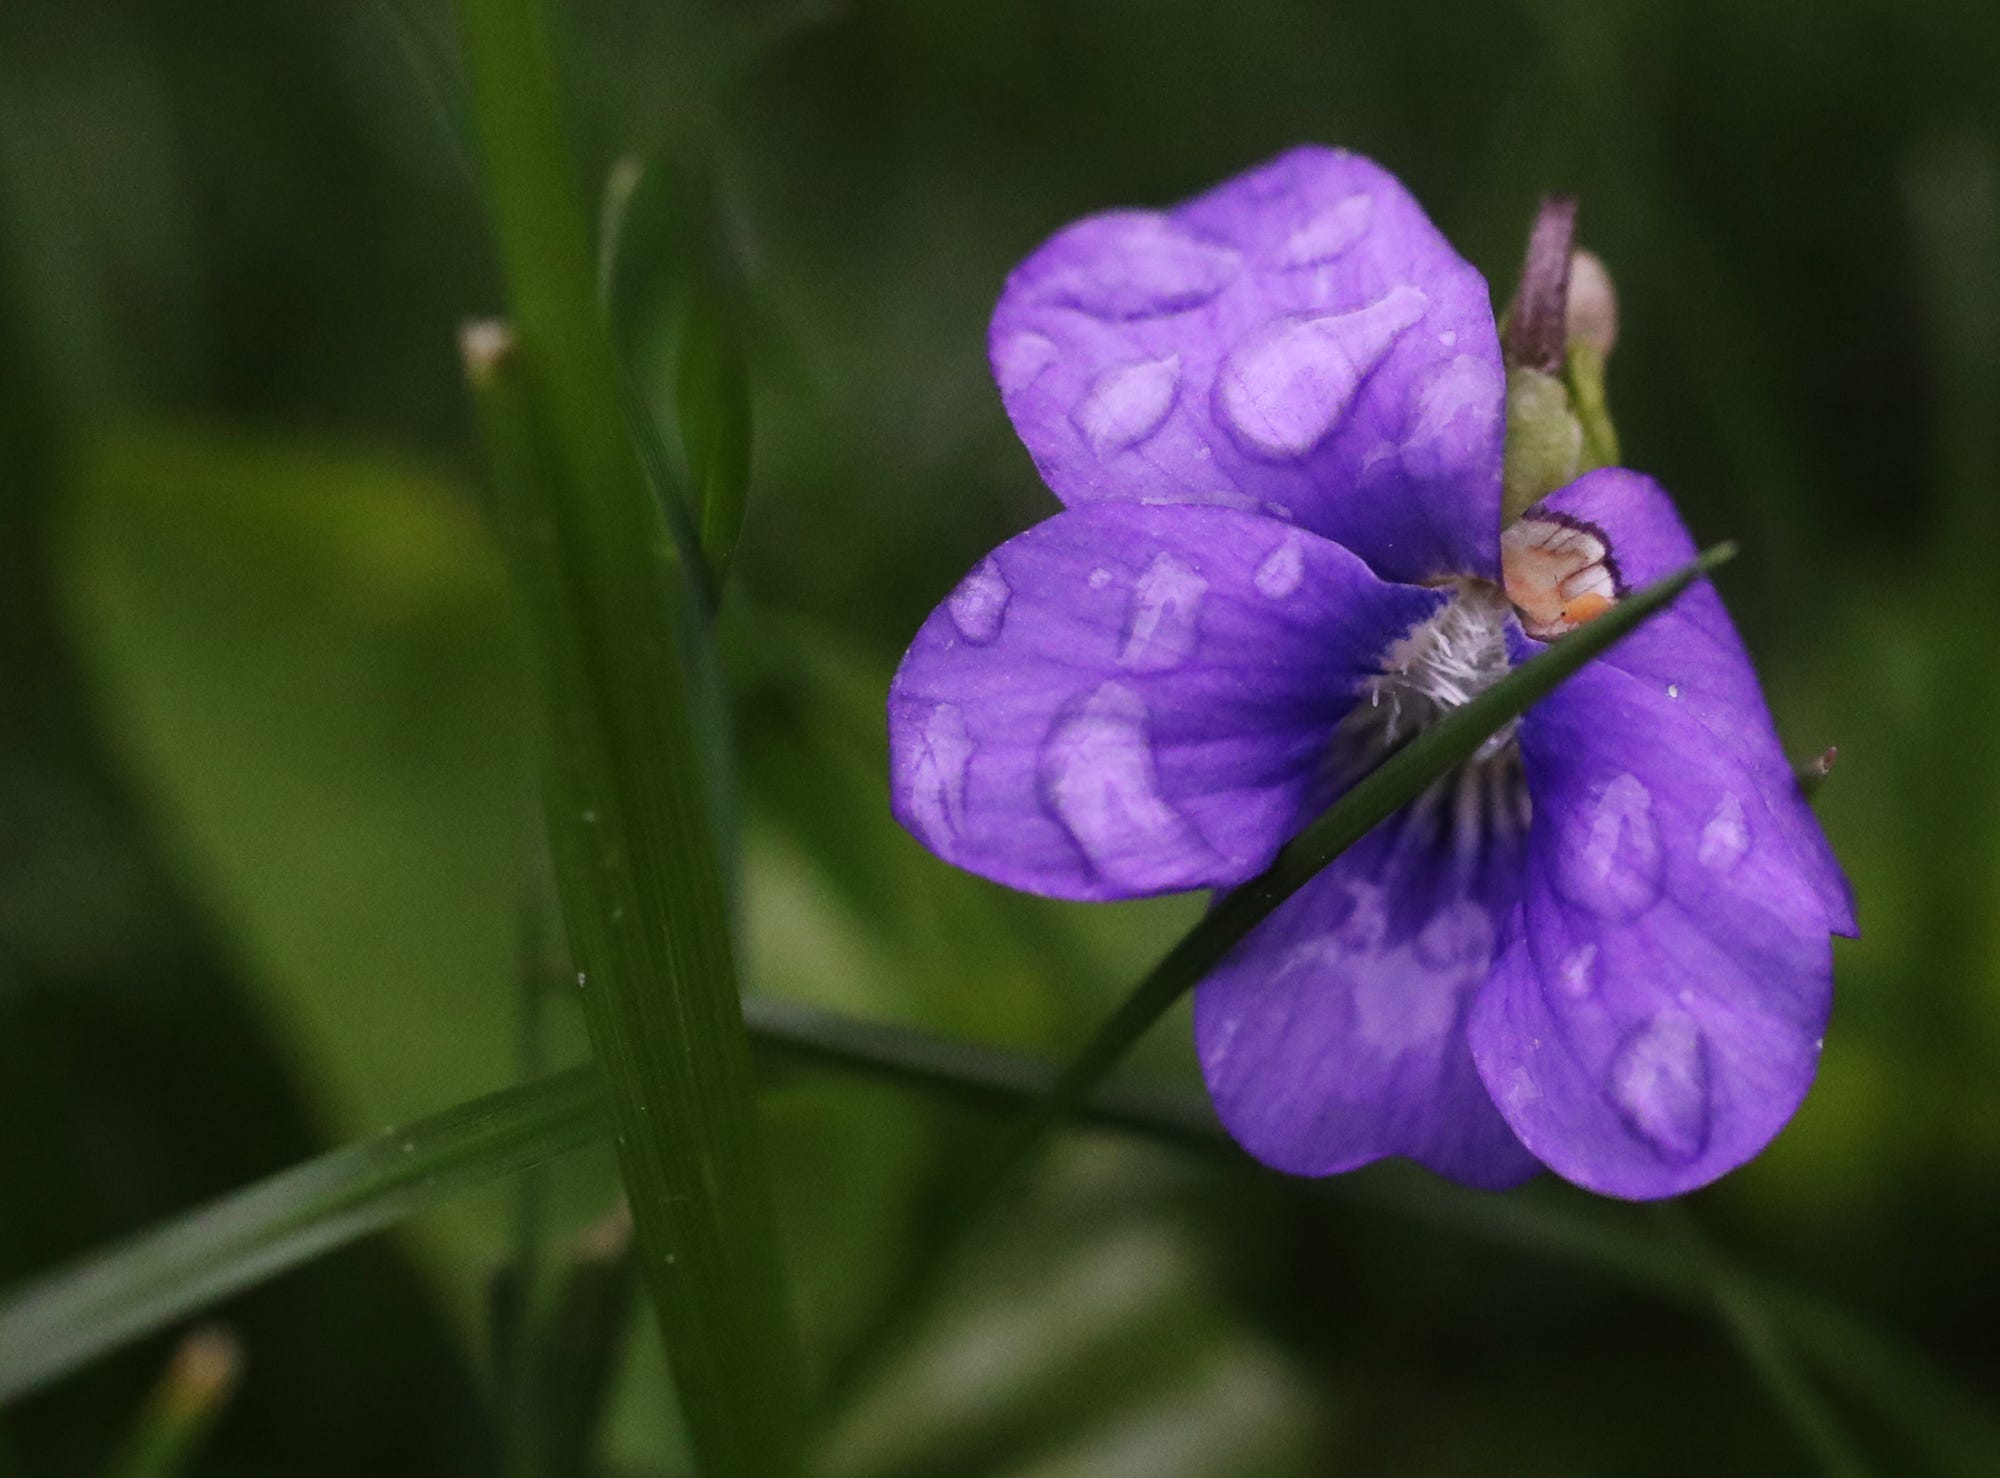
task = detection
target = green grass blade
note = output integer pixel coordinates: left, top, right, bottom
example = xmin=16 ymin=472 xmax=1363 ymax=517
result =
xmin=452 ymin=0 xmax=810 ymax=1463
xmin=0 ymin=1068 xmax=606 ymax=1406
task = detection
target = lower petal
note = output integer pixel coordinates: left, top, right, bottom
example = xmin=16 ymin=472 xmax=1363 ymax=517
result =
xmin=1195 ymin=769 xmax=1541 ymax=1189
xmin=1468 ymin=658 xmax=1834 ymax=1200
xmin=1528 ymin=469 xmax=1855 ymax=936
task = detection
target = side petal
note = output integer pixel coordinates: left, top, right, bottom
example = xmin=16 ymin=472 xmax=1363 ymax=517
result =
xmin=1195 ymin=769 xmax=1542 ymax=1189
xmin=1523 ymin=468 xmax=1855 ymax=935
xmin=889 ymin=503 xmax=1442 ymax=901
xmin=1468 ymin=657 xmax=1834 ymax=1199
xmin=990 ymin=146 xmax=1505 ymax=585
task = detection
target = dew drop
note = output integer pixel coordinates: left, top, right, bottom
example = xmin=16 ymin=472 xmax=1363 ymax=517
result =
xmin=1353 ymin=947 xmax=1461 ymax=1056
xmin=1036 ymin=213 xmax=1241 ymax=320
xmin=1071 ymin=354 xmax=1181 ymax=458
xmin=1667 ymin=683 xmax=1681 ymax=699
xmin=1253 ymin=533 xmax=1306 ymax=599
xmin=1274 ymin=193 xmax=1374 ymax=268
xmin=1118 ymin=551 xmax=1208 ymax=672
xmin=1215 ymin=287 xmax=1429 ymax=460
xmin=1402 ymin=355 xmax=1505 ymax=481
xmin=946 ymin=557 xmax=1012 ymax=644
xmin=1088 ymin=566 xmax=1114 ymax=590
xmin=1697 ymin=792 xmax=1750 ymax=872
xmin=901 ymin=702 xmax=975 ymax=849
xmin=993 ymin=331 xmax=1060 ymax=393
xmin=1557 ymin=942 xmax=1599 ymax=1000
xmin=1038 ymin=682 xmax=1213 ymax=889
xmin=1413 ymin=900 xmax=1495 ymax=972
xmin=1608 ymin=1010 xmax=1712 ymax=1164
xmin=1555 ymin=772 xmax=1664 ymax=920
xmin=1331 ymin=881 xmax=1390 ymax=954
xmin=1439 ymin=329 xmax=1458 ymax=347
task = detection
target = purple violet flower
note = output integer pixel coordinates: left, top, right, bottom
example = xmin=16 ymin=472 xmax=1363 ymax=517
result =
xmin=887 ymin=146 xmax=1856 ymax=1199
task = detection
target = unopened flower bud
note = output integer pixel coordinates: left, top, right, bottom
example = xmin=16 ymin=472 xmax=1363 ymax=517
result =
xmin=1502 ymin=366 xmax=1584 ymax=521
xmin=1502 ymin=195 xmax=1578 ymax=374
xmin=1566 ymin=249 xmax=1618 ymax=359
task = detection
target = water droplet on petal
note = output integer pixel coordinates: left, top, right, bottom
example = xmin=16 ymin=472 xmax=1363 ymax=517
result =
xmin=1439 ymin=329 xmax=1458 ymax=347
xmin=1141 ymin=487 xmax=1262 ymax=513
xmin=1118 ymin=551 xmax=1208 ymax=672
xmin=1253 ymin=533 xmax=1306 ymax=599
xmin=993 ymin=331 xmax=1060 ymax=393
xmin=1414 ymin=900 xmax=1496 ymax=972
xmin=1274 ymin=193 xmax=1374 ymax=268
xmin=1331 ymin=881 xmax=1390 ymax=953
xmin=1071 ymin=354 xmax=1181 ymax=458
xmin=947 ymin=557 xmax=1011 ymax=644
xmin=902 ymin=702 xmax=975 ymax=849
xmin=1039 ymin=682 xmax=1213 ymax=889
xmin=1609 ymin=1009 xmax=1712 ymax=1163
xmin=1215 ymin=287 xmax=1429 ymax=460
xmin=1087 ymin=566 xmax=1114 ymax=590
xmin=1557 ymin=942 xmax=1599 ymax=999
xmin=1555 ymin=772 xmax=1664 ymax=920
xmin=1353 ymin=947 xmax=1460 ymax=1057
xmin=1036 ymin=214 xmax=1241 ymax=320
xmin=1402 ymin=354 xmax=1504 ymax=481
xmin=1697 ymin=792 xmax=1749 ymax=872
xmin=1667 ymin=683 xmax=1681 ymax=700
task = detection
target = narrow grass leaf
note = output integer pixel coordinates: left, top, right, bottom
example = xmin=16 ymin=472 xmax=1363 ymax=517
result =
xmin=0 ymin=1068 xmax=605 ymax=1406
xmin=452 ymin=0 xmax=810 ymax=1465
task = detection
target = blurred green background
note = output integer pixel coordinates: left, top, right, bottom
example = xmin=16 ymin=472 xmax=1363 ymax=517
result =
xmin=2 ymin=0 xmax=1996 ymax=1472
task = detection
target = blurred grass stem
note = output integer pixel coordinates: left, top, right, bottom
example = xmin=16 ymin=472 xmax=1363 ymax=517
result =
xmin=102 ymin=1327 xmax=243 ymax=1478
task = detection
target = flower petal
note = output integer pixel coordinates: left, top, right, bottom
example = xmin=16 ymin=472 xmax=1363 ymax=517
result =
xmin=888 ymin=503 xmax=1442 ymax=901
xmin=990 ymin=146 xmax=1505 ymax=584
xmin=1468 ymin=656 xmax=1834 ymax=1199
xmin=1195 ymin=772 xmax=1542 ymax=1189
xmin=1526 ymin=468 xmax=1855 ymax=935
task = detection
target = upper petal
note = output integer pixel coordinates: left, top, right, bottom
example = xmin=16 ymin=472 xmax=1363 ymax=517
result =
xmin=1467 ymin=657 xmax=1835 ymax=1199
xmin=990 ymin=146 xmax=1505 ymax=585
xmin=1196 ymin=769 xmax=1542 ymax=1189
xmin=888 ymin=503 xmax=1442 ymax=901
xmin=1524 ymin=469 xmax=1855 ymax=935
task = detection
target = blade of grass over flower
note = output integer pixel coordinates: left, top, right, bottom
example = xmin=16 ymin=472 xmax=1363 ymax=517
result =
xmin=452 ymin=0 xmax=809 ymax=1464
xmin=818 ymin=544 xmax=1735 ymax=1408
xmin=986 ymin=542 xmax=1737 ymax=1181
xmin=0 ymin=1067 xmax=606 ymax=1406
